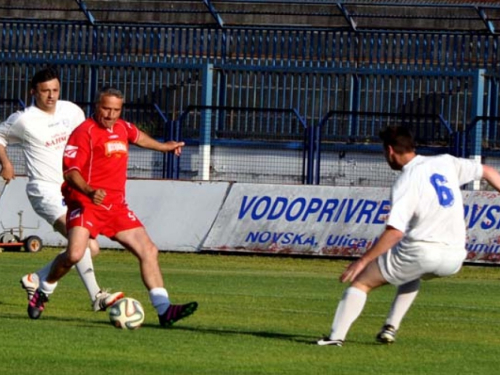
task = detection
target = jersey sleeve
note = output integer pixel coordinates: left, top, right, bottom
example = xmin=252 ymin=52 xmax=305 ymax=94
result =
xmin=0 ymin=111 xmax=24 ymax=147
xmin=452 ymin=156 xmax=483 ymax=185
xmin=124 ymin=121 xmax=140 ymax=143
xmin=63 ymin=125 xmax=90 ymax=175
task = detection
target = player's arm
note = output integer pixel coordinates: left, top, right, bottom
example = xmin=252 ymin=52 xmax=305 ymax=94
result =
xmin=482 ymin=165 xmax=500 ymax=192
xmin=64 ymin=169 xmax=106 ymax=205
xmin=0 ymin=144 xmax=15 ymax=182
xmin=340 ymin=226 xmax=404 ymax=283
xmin=0 ymin=115 xmax=19 ymax=182
xmin=134 ymin=131 xmax=185 ymax=156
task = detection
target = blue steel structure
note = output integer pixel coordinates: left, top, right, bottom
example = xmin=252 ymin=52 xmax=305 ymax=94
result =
xmin=0 ymin=1 xmax=499 ymax=186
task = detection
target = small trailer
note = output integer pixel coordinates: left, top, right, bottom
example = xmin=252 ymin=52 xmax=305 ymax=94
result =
xmin=0 ymin=210 xmax=43 ymax=252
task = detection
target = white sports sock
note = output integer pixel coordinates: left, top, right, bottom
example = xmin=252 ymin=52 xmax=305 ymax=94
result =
xmin=384 ymin=279 xmax=420 ymax=330
xmin=330 ymin=286 xmax=367 ymax=341
xmin=35 ymin=256 xmax=62 ymax=280
xmin=149 ymin=287 xmax=170 ymax=315
xmin=40 ymin=280 xmax=58 ymax=295
xmin=75 ymin=248 xmax=101 ymax=301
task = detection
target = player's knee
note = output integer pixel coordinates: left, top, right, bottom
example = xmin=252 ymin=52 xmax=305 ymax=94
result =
xmin=132 ymin=240 xmax=158 ymax=260
xmin=65 ymin=248 xmax=86 ymax=265
xmin=145 ymin=242 xmax=159 ymax=257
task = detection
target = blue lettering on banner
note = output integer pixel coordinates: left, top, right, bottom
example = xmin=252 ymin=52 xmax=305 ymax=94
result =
xmin=237 ymin=196 xmax=500 ymax=229
xmin=466 ymin=237 xmax=500 ymax=254
xmin=245 ymin=231 xmax=317 ymax=246
xmin=464 ymin=204 xmax=500 ymax=230
xmin=238 ymin=195 xmax=390 ymax=224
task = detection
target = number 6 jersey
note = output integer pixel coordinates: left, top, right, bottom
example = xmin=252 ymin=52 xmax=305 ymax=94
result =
xmin=387 ymin=154 xmax=483 ymax=248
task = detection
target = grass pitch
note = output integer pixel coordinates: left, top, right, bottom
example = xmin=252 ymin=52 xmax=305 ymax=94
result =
xmin=1 ymin=248 xmax=500 ymax=374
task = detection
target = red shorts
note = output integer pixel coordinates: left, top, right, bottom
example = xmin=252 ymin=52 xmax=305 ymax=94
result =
xmin=66 ymin=201 xmax=143 ymax=239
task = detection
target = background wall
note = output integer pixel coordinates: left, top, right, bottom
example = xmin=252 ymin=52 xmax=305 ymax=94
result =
xmin=2 ymin=177 xmax=500 ymax=265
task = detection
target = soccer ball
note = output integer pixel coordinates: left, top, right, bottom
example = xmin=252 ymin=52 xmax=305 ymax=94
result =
xmin=109 ymin=297 xmax=145 ymax=330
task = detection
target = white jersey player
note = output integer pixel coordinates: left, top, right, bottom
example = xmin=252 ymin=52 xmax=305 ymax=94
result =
xmin=0 ymin=67 xmax=123 ymax=311
xmin=317 ymin=125 xmax=500 ymax=347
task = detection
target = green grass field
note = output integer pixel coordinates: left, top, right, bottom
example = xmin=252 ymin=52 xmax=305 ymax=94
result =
xmin=1 ymin=248 xmax=500 ymax=375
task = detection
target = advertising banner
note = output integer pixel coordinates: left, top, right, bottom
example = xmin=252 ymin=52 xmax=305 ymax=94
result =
xmin=463 ymin=190 xmax=500 ymax=263
xmin=203 ymin=183 xmax=391 ymax=257
xmin=203 ymin=183 xmax=500 ymax=264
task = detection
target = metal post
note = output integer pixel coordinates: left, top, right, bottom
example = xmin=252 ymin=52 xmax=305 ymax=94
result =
xmin=200 ymin=64 xmax=213 ymax=180
xmin=470 ymin=69 xmax=485 ymax=190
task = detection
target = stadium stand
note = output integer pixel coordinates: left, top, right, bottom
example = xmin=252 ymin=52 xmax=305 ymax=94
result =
xmin=0 ymin=1 xmax=499 ymax=186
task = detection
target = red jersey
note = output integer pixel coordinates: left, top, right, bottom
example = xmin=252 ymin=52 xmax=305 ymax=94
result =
xmin=62 ymin=117 xmax=140 ymax=206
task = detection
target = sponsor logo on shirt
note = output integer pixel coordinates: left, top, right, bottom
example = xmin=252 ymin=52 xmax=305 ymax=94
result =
xmin=45 ymin=135 xmax=68 ymax=147
xmin=105 ymin=140 xmax=128 ymax=157
xmin=48 ymin=119 xmax=70 ymax=128
xmin=69 ymin=208 xmax=81 ymax=220
xmin=64 ymin=145 xmax=78 ymax=158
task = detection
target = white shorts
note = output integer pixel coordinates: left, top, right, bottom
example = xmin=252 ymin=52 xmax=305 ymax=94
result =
xmin=378 ymin=241 xmax=467 ymax=286
xmin=26 ymin=181 xmax=66 ymax=226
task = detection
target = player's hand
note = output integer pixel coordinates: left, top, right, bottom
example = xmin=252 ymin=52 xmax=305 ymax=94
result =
xmin=340 ymin=258 xmax=368 ymax=283
xmin=89 ymin=188 xmax=107 ymax=205
xmin=165 ymin=141 xmax=185 ymax=156
xmin=0 ymin=162 xmax=15 ymax=183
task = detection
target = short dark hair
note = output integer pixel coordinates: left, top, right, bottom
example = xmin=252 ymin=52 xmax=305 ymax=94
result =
xmin=30 ymin=67 xmax=60 ymax=90
xmin=95 ymin=87 xmax=124 ymax=104
xmin=379 ymin=126 xmax=416 ymax=153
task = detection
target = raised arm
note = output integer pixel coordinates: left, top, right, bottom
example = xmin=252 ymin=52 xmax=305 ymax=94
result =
xmin=134 ymin=131 xmax=185 ymax=156
xmin=482 ymin=165 xmax=500 ymax=192
xmin=0 ymin=144 xmax=15 ymax=182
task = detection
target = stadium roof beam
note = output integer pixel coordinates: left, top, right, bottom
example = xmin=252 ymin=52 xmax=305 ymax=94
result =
xmin=476 ymin=6 xmax=497 ymax=34
xmin=0 ymin=0 xmax=499 ymax=34
xmin=75 ymin=0 xmax=95 ymax=25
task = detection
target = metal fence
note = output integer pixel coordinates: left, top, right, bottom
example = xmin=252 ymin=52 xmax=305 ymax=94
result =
xmin=1 ymin=2 xmax=500 ymax=186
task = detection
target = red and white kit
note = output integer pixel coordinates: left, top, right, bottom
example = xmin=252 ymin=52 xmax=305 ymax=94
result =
xmin=62 ymin=117 xmax=143 ymax=238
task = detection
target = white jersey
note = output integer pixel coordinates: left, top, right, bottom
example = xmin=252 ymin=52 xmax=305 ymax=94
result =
xmin=387 ymin=154 xmax=483 ymax=248
xmin=0 ymin=100 xmax=85 ymax=184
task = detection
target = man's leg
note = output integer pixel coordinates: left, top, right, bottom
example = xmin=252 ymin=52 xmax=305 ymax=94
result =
xmin=53 ymin=217 xmax=103 ymax=300
xmin=376 ymin=279 xmax=420 ymax=343
xmin=27 ymin=226 xmax=90 ymax=319
xmin=114 ymin=226 xmax=197 ymax=327
xmin=22 ymin=216 xmax=122 ymax=311
xmin=318 ymin=260 xmax=387 ymax=346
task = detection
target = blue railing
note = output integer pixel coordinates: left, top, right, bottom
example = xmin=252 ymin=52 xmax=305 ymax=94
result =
xmin=1 ymin=3 xmax=500 ymax=185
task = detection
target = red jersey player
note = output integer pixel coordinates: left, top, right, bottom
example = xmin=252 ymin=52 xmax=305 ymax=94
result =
xmin=27 ymin=87 xmax=198 ymax=327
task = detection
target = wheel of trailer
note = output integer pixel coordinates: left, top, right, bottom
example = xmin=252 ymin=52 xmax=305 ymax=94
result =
xmin=24 ymin=235 xmax=43 ymax=253
xmin=0 ymin=232 xmax=20 ymax=243
xmin=0 ymin=233 xmax=22 ymax=251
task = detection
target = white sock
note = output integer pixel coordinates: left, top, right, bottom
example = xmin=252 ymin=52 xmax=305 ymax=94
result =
xmin=330 ymin=286 xmax=367 ymax=341
xmin=40 ymin=280 xmax=58 ymax=296
xmin=35 ymin=262 xmax=54 ymax=281
xmin=384 ymin=279 xmax=420 ymax=330
xmin=149 ymin=287 xmax=170 ymax=315
xmin=75 ymin=248 xmax=101 ymax=301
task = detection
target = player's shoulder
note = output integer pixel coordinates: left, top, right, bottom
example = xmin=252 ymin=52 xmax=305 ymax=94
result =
xmin=414 ymin=153 xmax=453 ymax=167
xmin=2 ymin=107 xmax=36 ymax=126
xmin=70 ymin=117 xmax=94 ymax=134
xmin=57 ymin=100 xmax=84 ymax=113
xmin=2 ymin=109 xmax=26 ymax=123
xmin=115 ymin=118 xmax=136 ymax=129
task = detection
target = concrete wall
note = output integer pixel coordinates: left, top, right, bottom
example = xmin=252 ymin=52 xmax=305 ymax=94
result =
xmin=2 ymin=176 xmax=500 ymax=265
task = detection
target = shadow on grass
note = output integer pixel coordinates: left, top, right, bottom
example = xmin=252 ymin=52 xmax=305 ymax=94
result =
xmin=1 ymin=312 xmax=378 ymax=347
xmin=159 ymin=324 xmax=317 ymax=344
